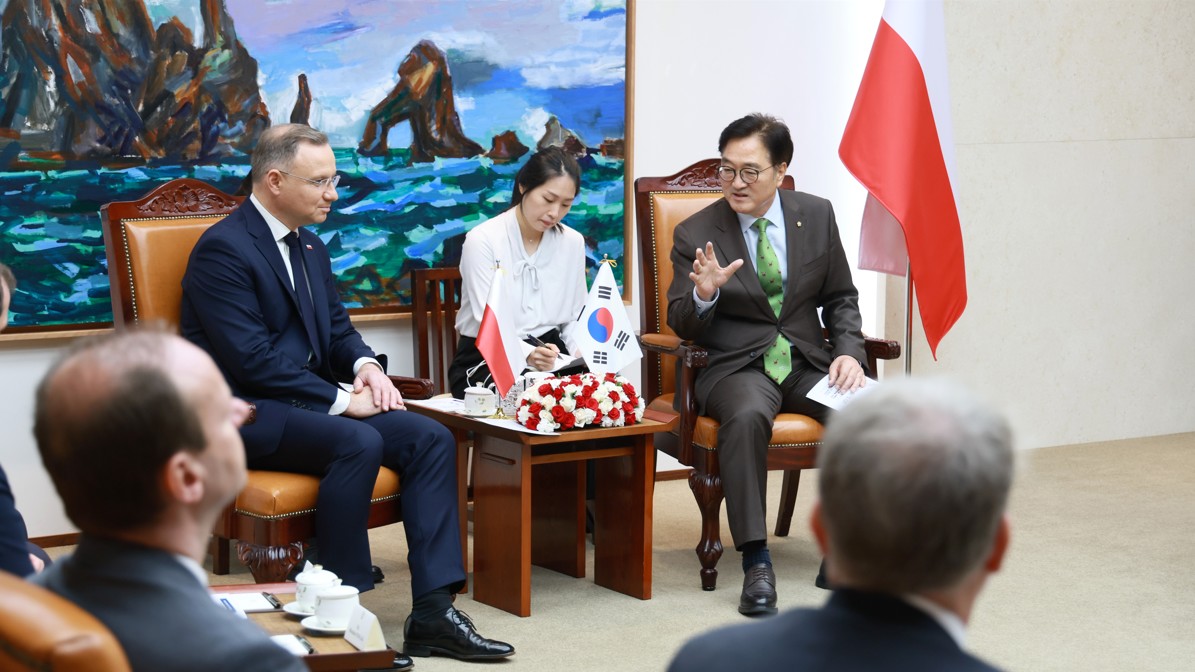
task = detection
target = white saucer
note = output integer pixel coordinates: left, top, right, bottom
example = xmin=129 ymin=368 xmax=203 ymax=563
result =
xmin=282 ymin=601 xmax=314 ymax=617
xmin=301 ymin=616 xmax=346 ymax=634
xmin=459 ymin=409 xmax=497 ymax=418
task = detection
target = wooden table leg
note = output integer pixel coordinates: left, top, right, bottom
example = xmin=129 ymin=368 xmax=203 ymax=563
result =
xmin=531 ymin=460 xmax=585 ymax=577
xmin=471 ymin=435 xmax=532 ymax=617
xmin=593 ymin=436 xmax=655 ymax=599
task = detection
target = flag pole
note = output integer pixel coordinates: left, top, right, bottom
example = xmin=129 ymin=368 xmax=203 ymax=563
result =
xmin=904 ymin=259 xmax=913 ymax=376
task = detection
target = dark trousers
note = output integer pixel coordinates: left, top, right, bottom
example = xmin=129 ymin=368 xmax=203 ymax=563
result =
xmin=247 ymin=402 xmax=463 ymax=598
xmin=704 ymin=356 xmax=830 ymax=549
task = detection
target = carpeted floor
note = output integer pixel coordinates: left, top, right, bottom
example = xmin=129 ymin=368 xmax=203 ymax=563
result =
xmin=55 ymin=431 xmax=1194 ymax=670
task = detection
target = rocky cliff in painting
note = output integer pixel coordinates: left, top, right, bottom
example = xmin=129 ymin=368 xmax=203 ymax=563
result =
xmin=486 ymin=131 xmax=528 ymax=164
xmin=537 ymin=116 xmax=588 ymax=158
xmin=358 ymin=40 xmax=483 ymax=163
xmin=290 ymin=74 xmax=312 ymax=125
xmin=0 ymin=0 xmax=268 ymax=166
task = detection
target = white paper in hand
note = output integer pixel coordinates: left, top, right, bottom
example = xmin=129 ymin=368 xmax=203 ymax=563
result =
xmin=805 ymin=375 xmax=877 ymax=411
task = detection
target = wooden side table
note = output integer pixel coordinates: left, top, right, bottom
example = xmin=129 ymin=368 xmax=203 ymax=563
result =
xmin=406 ymin=404 xmax=675 ymax=616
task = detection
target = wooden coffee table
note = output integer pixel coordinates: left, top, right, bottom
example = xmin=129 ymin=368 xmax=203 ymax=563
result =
xmin=216 ymin=582 xmax=394 ymax=671
xmin=406 ymin=403 xmax=676 ymax=616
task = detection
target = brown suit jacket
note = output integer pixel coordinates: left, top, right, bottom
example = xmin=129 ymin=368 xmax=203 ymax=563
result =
xmin=666 ymin=190 xmax=865 ymax=412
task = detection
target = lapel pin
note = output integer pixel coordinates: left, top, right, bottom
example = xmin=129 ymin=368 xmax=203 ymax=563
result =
xmin=306 ymin=244 xmax=313 ymax=250
xmin=796 ymin=221 xmax=803 ymax=228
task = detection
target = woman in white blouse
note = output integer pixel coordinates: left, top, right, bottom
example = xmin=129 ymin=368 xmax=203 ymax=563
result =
xmin=448 ymin=147 xmax=589 ymax=398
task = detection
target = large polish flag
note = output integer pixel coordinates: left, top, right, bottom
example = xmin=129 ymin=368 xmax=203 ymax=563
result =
xmin=839 ymin=0 xmax=966 ymax=358
xmin=475 ymin=266 xmax=524 ymax=397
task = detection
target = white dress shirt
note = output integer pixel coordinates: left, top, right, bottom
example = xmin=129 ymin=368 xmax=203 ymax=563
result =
xmin=248 ymin=195 xmax=377 ymax=415
xmin=456 ymin=207 xmax=588 ymax=341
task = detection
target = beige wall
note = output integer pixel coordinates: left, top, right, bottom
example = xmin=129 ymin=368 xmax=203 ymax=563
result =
xmin=901 ymin=0 xmax=1195 ymax=448
xmin=3 ymin=0 xmax=1193 ymax=537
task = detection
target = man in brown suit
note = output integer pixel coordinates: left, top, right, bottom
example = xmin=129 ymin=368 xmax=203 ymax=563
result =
xmin=667 ymin=113 xmax=867 ymax=616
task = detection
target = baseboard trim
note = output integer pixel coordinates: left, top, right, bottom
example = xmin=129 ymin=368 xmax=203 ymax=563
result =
xmin=31 ymin=532 xmax=79 ymax=549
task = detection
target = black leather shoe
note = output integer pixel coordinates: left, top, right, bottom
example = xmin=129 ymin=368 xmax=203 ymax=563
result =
xmin=814 ymin=560 xmax=830 ymax=590
xmin=739 ymin=562 xmax=778 ymax=616
xmin=403 ymin=607 xmax=515 ymax=660
xmin=372 ymin=564 xmax=385 ymax=584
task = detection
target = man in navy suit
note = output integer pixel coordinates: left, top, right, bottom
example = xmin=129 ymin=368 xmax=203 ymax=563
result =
xmin=180 ymin=124 xmax=512 ymax=663
xmin=669 ymin=379 xmax=1014 ymax=672
xmin=0 ymin=262 xmax=51 ymax=577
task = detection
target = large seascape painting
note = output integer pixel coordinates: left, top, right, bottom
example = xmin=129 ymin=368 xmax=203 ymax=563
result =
xmin=0 ymin=0 xmax=628 ymax=331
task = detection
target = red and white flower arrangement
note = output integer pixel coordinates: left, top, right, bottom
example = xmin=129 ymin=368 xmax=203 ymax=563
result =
xmin=515 ymin=372 xmax=645 ymax=432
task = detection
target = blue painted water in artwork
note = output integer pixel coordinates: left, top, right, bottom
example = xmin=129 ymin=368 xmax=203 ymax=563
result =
xmin=0 ymin=150 xmax=624 ymax=328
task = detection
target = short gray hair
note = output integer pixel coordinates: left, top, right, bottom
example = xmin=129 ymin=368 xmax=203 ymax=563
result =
xmin=250 ymin=123 xmax=329 ymax=184
xmin=817 ymin=378 xmax=1014 ymax=593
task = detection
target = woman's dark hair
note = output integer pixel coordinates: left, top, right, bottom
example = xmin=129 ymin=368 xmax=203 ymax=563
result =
xmin=511 ymin=146 xmax=581 ymax=206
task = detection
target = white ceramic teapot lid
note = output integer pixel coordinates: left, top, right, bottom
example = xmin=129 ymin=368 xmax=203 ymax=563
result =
xmin=294 ymin=563 xmax=338 ymax=585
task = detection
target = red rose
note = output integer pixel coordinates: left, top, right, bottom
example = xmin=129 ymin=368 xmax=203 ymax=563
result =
xmin=552 ymin=406 xmax=568 ymax=422
xmin=608 ymin=390 xmax=621 ymax=402
xmin=604 ymin=373 xmax=617 ymax=382
xmin=562 ymin=413 xmax=576 ymax=429
xmin=527 ymin=416 xmax=539 ymax=430
xmin=552 ymin=386 xmax=565 ymax=400
xmin=537 ymin=383 xmax=553 ymax=396
xmin=529 ymin=402 xmax=543 ymax=416
xmin=609 ymin=408 xmax=621 ymax=420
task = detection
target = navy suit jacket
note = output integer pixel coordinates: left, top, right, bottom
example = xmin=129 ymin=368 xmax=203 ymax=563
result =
xmin=669 ymin=590 xmax=1002 ymax=672
xmin=35 ymin=535 xmax=306 ymax=672
xmin=180 ymin=201 xmax=375 ymax=458
xmin=0 ymin=464 xmax=33 ymax=576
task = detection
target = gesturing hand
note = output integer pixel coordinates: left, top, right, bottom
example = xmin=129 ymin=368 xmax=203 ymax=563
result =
xmin=689 ymin=241 xmax=744 ymax=302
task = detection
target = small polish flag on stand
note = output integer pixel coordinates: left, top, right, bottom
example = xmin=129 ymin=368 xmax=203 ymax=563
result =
xmin=573 ymin=259 xmax=641 ymax=375
xmin=475 ymin=265 xmax=524 ymax=397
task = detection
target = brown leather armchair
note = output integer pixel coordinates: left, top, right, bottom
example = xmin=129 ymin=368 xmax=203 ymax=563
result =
xmin=0 ymin=572 xmax=130 ymax=671
xmin=634 ymin=159 xmax=901 ymax=590
xmin=100 ymin=178 xmax=434 ymax=582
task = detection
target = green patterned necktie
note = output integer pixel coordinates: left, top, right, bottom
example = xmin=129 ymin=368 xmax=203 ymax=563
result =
xmin=754 ymin=218 xmax=792 ymax=384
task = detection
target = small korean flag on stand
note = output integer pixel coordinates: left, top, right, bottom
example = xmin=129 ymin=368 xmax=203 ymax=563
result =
xmin=574 ymin=258 xmax=642 ymax=375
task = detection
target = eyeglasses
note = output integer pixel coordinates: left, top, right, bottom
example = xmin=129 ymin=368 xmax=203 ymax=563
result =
xmin=716 ymin=164 xmax=776 ymax=185
xmin=279 ymin=170 xmax=341 ymax=192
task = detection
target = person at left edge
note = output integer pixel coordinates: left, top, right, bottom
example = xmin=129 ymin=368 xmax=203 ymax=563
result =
xmin=179 ymin=123 xmax=513 ymax=662
xmin=0 ymin=261 xmax=52 ymax=577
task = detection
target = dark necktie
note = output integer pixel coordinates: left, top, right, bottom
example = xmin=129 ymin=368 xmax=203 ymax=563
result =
xmin=284 ymin=231 xmax=319 ymax=354
xmin=754 ymin=218 xmax=792 ymax=384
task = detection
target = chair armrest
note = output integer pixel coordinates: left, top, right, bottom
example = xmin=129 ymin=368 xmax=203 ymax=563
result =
xmin=391 ymin=376 xmax=434 ymax=400
xmin=863 ymin=336 xmax=902 ymax=380
xmin=638 ymin=333 xmax=708 ymax=462
xmin=864 ymin=336 xmax=901 ymax=360
xmin=639 ymin=333 xmax=709 ymax=370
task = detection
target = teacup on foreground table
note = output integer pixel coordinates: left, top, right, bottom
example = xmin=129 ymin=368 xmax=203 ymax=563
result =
xmin=294 ymin=564 xmax=340 ymax=613
xmin=314 ymin=585 xmax=360 ymax=630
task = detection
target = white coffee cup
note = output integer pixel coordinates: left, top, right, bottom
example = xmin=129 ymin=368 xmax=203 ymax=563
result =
xmin=463 ymin=386 xmax=498 ymax=415
xmin=294 ymin=564 xmax=340 ymax=612
xmin=313 ymin=584 xmax=360 ymax=630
